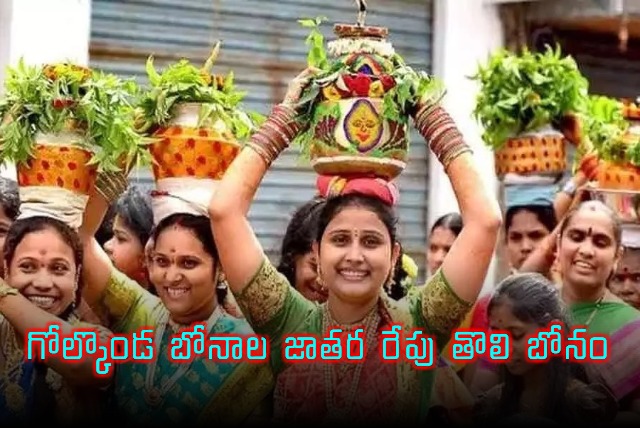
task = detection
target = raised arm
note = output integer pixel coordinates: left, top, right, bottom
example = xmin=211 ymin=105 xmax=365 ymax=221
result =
xmin=208 ymin=69 xmax=316 ymax=294
xmin=78 ymin=172 xmax=129 ymax=306
xmin=414 ymin=103 xmax=502 ymax=304
xmin=0 ymin=281 xmax=111 ymax=387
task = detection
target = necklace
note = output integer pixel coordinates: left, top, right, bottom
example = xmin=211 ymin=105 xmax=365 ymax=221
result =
xmin=143 ymin=306 xmax=223 ymax=407
xmin=585 ymin=295 xmax=604 ymax=327
xmin=322 ymin=304 xmax=380 ymax=422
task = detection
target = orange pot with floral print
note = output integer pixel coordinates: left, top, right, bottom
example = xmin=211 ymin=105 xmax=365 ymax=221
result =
xmin=149 ymin=103 xmax=240 ymax=181
xmin=494 ymin=126 xmax=566 ymax=177
xmin=16 ymin=132 xmax=97 ymax=196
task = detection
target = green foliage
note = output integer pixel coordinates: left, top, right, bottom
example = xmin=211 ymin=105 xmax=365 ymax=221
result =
xmin=470 ymin=46 xmax=589 ymax=149
xmin=137 ymin=44 xmax=263 ymax=141
xmin=0 ymin=60 xmax=147 ymax=171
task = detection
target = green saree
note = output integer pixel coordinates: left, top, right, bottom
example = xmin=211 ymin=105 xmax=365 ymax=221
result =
xmin=570 ymin=301 xmax=640 ymax=335
xmin=234 ymin=257 xmax=472 ymax=424
xmin=98 ymin=269 xmax=274 ymax=425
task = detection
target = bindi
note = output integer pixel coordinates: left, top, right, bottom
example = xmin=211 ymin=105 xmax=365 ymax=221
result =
xmin=352 ymin=230 xmax=360 ymax=238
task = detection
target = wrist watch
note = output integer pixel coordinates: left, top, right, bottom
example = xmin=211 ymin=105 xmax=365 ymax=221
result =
xmin=561 ymin=179 xmax=578 ymax=197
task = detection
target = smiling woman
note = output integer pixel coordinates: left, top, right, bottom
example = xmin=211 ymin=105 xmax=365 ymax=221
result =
xmin=0 ymin=216 xmax=112 ymax=425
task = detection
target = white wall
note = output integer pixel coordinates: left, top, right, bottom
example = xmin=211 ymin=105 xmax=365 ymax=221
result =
xmin=0 ymin=0 xmax=91 ymax=179
xmin=430 ymin=0 xmax=504 ymax=292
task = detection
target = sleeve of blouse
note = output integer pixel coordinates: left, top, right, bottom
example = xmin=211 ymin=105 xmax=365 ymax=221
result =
xmin=234 ymin=256 xmax=316 ymax=337
xmin=417 ymin=268 xmax=473 ymax=349
xmin=96 ymin=268 xmax=150 ymax=332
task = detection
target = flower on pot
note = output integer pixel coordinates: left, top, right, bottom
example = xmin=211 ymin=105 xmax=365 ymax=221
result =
xmin=470 ymin=46 xmax=588 ymax=151
xmin=0 ymin=59 xmax=147 ymax=174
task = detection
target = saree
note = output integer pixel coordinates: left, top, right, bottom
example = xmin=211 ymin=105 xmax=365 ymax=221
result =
xmin=0 ymin=313 xmax=110 ymax=425
xmin=234 ymin=257 xmax=473 ymax=424
xmin=98 ymin=269 xmax=274 ymax=425
xmin=574 ymin=303 xmax=640 ymax=402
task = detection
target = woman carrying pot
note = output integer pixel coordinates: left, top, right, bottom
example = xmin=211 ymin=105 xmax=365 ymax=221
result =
xmin=0 ymin=213 xmax=113 ymax=425
xmin=208 ymin=68 xmax=501 ymax=424
xmin=78 ymin=150 xmax=273 ymax=425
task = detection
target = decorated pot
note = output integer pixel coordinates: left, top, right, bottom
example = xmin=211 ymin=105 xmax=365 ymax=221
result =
xmin=588 ymin=185 xmax=640 ymax=223
xmin=149 ymin=103 xmax=240 ymax=180
xmin=17 ymin=129 xmax=96 ymax=195
xmin=494 ymin=126 xmax=566 ymax=177
xmin=593 ymin=161 xmax=640 ymax=192
xmin=308 ymin=24 xmax=408 ymax=180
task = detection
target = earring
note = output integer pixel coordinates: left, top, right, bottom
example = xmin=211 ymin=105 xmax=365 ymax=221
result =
xmin=315 ymin=268 xmax=326 ymax=291
xmin=216 ymin=271 xmax=228 ymax=290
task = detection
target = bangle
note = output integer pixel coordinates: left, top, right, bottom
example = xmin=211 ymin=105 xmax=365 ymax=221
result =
xmin=0 ymin=282 xmax=18 ymax=300
xmin=95 ymin=171 xmax=129 ymax=205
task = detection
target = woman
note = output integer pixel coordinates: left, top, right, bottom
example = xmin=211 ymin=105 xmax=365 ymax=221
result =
xmin=427 ymin=212 xmax=462 ymax=275
xmin=474 ymin=272 xmax=616 ymax=425
xmin=505 ymin=204 xmax=556 ymax=273
xmin=483 ymin=200 xmax=640 ymax=411
xmin=0 ymin=177 xmax=19 ymax=278
xmin=277 ymin=198 xmax=327 ymax=303
xmin=104 ymin=185 xmax=153 ymax=289
xmin=78 ymin=169 xmax=274 ymax=425
xmin=609 ymin=246 xmax=640 ymax=310
xmin=208 ymin=69 xmax=502 ymax=423
xmin=0 ymin=216 xmax=112 ymax=425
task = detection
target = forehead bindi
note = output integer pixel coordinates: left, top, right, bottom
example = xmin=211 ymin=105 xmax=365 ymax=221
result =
xmin=326 ymin=208 xmax=388 ymax=235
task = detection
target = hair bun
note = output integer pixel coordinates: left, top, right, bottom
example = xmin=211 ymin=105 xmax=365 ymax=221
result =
xmin=316 ymin=175 xmax=399 ymax=206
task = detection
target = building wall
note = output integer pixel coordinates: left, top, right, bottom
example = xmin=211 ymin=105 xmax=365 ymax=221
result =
xmin=431 ymin=0 xmax=504 ymax=292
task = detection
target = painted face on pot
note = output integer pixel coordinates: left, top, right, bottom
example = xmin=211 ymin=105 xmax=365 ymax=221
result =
xmin=315 ymin=206 xmax=399 ymax=305
xmin=558 ymin=207 xmax=620 ymax=292
xmin=7 ymin=228 xmax=77 ymax=316
xmin=345 ymin=100 xmax=382 ymax=152
xmin=150 ymin=225 xmax=217 ymax=323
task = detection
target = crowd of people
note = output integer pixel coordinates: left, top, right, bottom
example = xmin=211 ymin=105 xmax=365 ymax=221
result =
xmin=0 ymin=64 xmax=638 ymax=428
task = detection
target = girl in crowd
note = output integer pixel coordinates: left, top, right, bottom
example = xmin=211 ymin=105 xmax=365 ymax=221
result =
xmin=427 ymin=212 xmax=462 ymax=275
xmin=0 ymin=178 xmax=19 ymax=279
xmin=208 ymin=69 xmax=501 ymax=424
xmin=474 ymin=273 xmax=616 ymax=425
xmin=0 ymin=216 xmax=112 ymax=425
xmin=103 ymin=185 xmax=153 ymax=290
xmin=277 ymin=198 xmax=327 ymax=303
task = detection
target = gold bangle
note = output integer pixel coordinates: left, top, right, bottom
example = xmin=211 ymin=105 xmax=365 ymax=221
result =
xmin=95 ymin=171 xmax=129 ymax=205
xmin=0 ymin=282 xmax=18 ymax=300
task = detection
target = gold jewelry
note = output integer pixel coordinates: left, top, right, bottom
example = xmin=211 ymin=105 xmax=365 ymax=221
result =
xmin=95 ymin=171 xmax=129 ymax=204
xmin=0 ymin=282 xmax=18 ymax=299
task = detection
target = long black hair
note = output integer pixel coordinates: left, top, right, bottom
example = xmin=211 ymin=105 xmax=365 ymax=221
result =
xmin=487 ymin=273 xmax=589 ymax=421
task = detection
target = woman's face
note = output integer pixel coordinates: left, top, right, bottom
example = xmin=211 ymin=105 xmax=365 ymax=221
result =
xmin=489 ymin=300 xmax=540 ymax=376
xmin=6 ymin=227 xmax=77 ymax=316
xmin=294 ymin=252 xmax=327 ymax=303
xmin=0 ymin=205 xmax=14 ymax=278
xmin=150 ymin=225 xmax=217 ymax=322
xmin=506 ymin=210 xmax=550 ymax=270
xmin=316 ymin=206 xmax=399 ymax=305
xmin=104 ymin=214 xmax=146 ymax=283
xmin=609 ymin=247 xmax=640 ymax=309
xmin=427 ymin=226 xmax=456 ymax=274
xmin=557 ymin=209 xmax=620 ymax=292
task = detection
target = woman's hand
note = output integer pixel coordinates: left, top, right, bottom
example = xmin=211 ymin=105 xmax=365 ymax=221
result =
xmin=578 ymin=152 xmax=600 ymax=182
xmin=282 ymin=67 xmax=321 ymax=107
